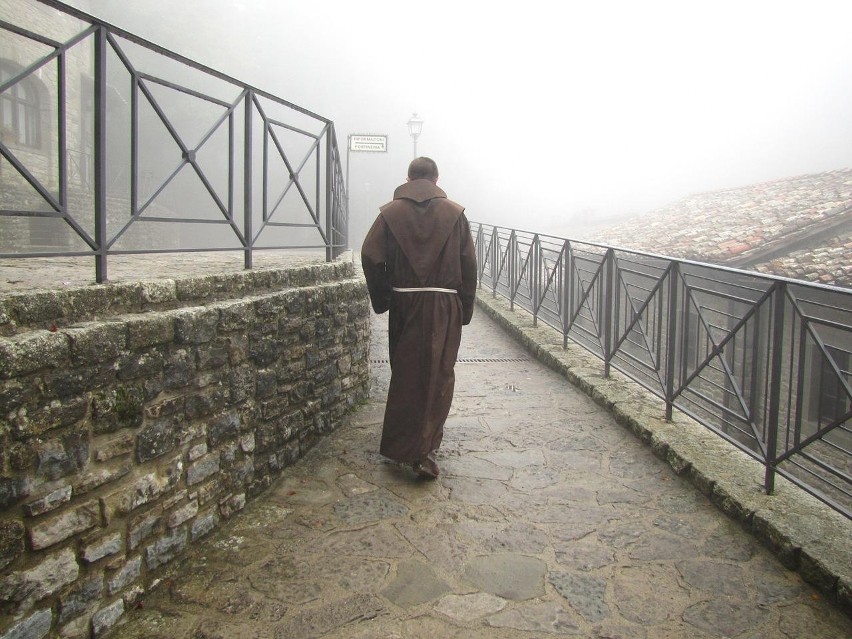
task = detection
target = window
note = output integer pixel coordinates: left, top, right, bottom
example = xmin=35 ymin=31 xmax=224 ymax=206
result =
xmin=0 ymin=63 xmax=42 ymax=147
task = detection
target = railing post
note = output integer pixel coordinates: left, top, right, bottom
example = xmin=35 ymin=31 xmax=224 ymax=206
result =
xmin=475 ymin=225 xmax=483 ymax=288
xmin=562 ymin=240 xmax=570 ymax=348
xmin=325 ymin=127 xmax=333 ymax=262
xmin=764 ymin=282 xmax=786 ymax=495
xmin=532 ymin=235 xmax=540 ymax=326
xmin=491 ymin=226 xmax=498 ymax=298
xmin=93 ymin=26 xmax=107 ymax=282
xmin=664 ymin=262 xmax=680 ymax=421
xmin=509 ymin=231 xmax=517 ymax=310
xmin=243 ymin=91 xmax=253 ymax=269
xmin=603 ymin=248 xmax=614 ymax=378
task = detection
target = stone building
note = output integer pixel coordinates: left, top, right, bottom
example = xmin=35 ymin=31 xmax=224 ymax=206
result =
xmin=581 ymin=168 xmax=852 ymax=288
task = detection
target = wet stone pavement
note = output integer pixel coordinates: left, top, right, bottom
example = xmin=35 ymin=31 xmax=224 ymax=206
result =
xmin=108 ymin=310 xmax=852 ymax=639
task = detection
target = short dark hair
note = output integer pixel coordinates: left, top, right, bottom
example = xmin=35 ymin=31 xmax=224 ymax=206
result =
xmin=408 ymin=156 xmax=439 ymax=181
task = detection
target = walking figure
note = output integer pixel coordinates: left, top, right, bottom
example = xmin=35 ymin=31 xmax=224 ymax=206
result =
xmin=361 ymin=157 xmax=477 ymax=478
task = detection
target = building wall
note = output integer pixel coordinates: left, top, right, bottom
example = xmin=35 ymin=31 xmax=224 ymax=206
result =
xmin=0 ymin=261 xmax=371 ymax=638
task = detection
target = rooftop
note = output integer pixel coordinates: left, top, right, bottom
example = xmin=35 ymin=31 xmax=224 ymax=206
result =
xmin=579 ymin=169 xmax=852 ymax=288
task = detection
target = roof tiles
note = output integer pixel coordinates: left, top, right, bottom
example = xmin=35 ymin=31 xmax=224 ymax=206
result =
xmin=583 ymin=169 xmax=852 ymax=288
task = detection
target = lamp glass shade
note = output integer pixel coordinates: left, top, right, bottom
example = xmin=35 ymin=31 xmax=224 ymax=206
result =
xmin=407 ymin=113 xmax=424 ymax=138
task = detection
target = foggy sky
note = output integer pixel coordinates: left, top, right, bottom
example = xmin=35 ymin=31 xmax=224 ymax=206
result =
xmin=70 ymin=0 xmax=852 ymax=239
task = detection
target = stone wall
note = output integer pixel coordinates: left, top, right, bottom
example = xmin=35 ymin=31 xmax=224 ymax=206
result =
xmin=0 ymin=261 xmax=371 ymax=638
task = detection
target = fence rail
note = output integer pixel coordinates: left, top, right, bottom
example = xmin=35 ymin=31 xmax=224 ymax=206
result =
xmin=0 ymin=0 xmax=348 ymax=281
xmin=471 ymin=222 xmax=852 ymax=519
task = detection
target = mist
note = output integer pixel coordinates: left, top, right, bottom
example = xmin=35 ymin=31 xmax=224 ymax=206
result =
xmin=68 ymin=0 xmax=852 ymax=245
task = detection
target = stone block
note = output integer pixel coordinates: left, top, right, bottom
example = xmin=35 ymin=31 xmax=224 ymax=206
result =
xmin=0 ymin=547 xmax=79 ymax=610
xmin=227 ymin=333 xmax=249 ymax=366
xmin=0 ymin=477 xmax=31 ymax=510
xmin=218 ymin=300 xmax=254 ymax=331
xmin=0 ymin=520 xmax=25 ymax=571
xmin=34 ymin=431 xmax=89 ymax=482
xmin=184 ymin=386 xmax=228 ymax=420
xmin=0 ymin=608 xmax=52 ymax=639
xmin=136 ymin=416 xmax=178 ymax=463
xmin=175 ymin=277 xmax=214 ymax=300
xmin=91 ymin=384 xmax=145 ymax=434
xmin=144 ymin=395 xmax=184 ymax=420
xmin=140 ymin=280 xmax=177 ymax=305
xmin=74 ymin=464 xmax=131 ymax=496
xmin=239 ymin=433 xmax=255 ymax=453
xmin=58 ymin=574 xmax=103 ymax=623
xmin=196 ymin=339 xmax=230 ymax=371
xmin=166 ymin=500 xmax=198 ymax=529
xmin=126 ymin=314 xmax=174 ymax=350
xmin=255 ymin=368 xmax=277 ymax=398
xmin=163 ymin=348 xmax=195 ymax=389
xmin=107 ymin=556 xmax=141 ymax=595
xmin=174 ymin=308 xmax=219 ymax=345
xmin=188 ymin=443 xmax=207 ymax=462
xmin=94 ymin=433 xmax=135 ymax=462
xmin=66 ymin=322 xmax=126 ymax=364
xmin=115 ymin=348 xmax=165 ymax=382
xmin=228 ymin=365 xmax=253 ymax=403
xmin=127 ymin=512 xmax=160 ymax=550
xmin=161 ymin=489 xmax=188 ymax=512
xmin=0 ymin=379 xmax=26 ymax=419
xmin=81 ymin=533 xmax=123 ymax=564
xmin=187 ymin=453 xmax=220 ymax=486
xmin=91 ymin=598 xmax=123 ymax=637
xmin=11 ymin=396 xmax=88 ymax=439
xmin=30 ymin=500 xmax=100 ymax=550
xmin=144 ymin=526 xmax=187 ymax=571
xmin=219 ymin=493 xmax=245 ymax=519
xmin=43 ymin=365 xmax=113 ymax=400
xmin=208 ymin=410 xmax=240 ymax=446
xmin=248 ymin=334 xmax=280 ymax=367
xmin=23 ymin=485 xmax=72 ymax=517
xmin=190 ymin=511 xmax=218 ymax=541
xmin=102 ymin=473 xmax=162 ymax=517
xmin=0 ymin=330 xmax=69 ymax=379
xmin=196 ymin=478 xmax=224 ymax=506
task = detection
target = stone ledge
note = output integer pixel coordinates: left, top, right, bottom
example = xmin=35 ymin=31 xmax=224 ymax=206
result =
xmin=0 ymin=260 xmax=355 ymax=336
xmin=474 ymin=290 xmax=852 ymax=617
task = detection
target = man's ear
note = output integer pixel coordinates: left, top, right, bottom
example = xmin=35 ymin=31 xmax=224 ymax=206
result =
xmin=406 ymin=176 xmax=411 ymax=182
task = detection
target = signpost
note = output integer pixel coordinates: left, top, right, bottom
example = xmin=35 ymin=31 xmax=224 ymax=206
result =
xmin=349 ymin=135 xmax=387 ymax=153
xmin=346 ymin=134 xmax=388 ymax=215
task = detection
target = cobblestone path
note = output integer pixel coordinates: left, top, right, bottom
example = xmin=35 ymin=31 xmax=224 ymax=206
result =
xmin=108 ymin=310 xmax=852 ymax=638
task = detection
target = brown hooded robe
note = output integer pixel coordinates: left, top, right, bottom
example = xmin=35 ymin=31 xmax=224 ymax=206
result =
xmin=361 ymin=179 xmax=477 ymax=463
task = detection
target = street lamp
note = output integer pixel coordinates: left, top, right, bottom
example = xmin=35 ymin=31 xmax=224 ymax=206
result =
xmin=406 ymin=113 xmax=423 ymax=159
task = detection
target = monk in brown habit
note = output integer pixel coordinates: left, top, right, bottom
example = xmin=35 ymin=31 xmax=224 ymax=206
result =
xmin=361 ymin=157 xmax=477 ymax=478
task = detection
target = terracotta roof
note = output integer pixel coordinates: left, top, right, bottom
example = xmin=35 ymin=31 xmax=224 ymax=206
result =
xmin=581 ymin=169 xmax=852 ymax=288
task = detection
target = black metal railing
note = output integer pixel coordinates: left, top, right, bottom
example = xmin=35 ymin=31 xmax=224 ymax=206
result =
xmin=472 ymin=222 xmax=852 ymax=519
xmin=0 ymin=0 xmax=348 ymax=282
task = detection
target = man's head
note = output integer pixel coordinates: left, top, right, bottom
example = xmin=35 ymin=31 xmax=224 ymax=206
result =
xmin=407 ymin=157 xmax=439 ymax=183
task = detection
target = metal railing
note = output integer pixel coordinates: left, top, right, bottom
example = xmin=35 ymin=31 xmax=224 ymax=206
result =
xmin=472 ymin=222 xmax=852 ymax=519
xmin=0 ymin=0 xmax=348 ymax=282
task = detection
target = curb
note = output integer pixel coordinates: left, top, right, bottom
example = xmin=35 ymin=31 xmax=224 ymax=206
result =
xmin=474 ymin=290 xmax=852 ymax=617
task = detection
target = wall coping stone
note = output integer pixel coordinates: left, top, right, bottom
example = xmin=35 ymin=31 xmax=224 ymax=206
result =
xmin=0 ymin=261 xmax=355 ymax=336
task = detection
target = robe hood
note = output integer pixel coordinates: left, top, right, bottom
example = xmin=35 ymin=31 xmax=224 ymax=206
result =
xmin=391 ymin=179 xmax=447 ymax=203
xmin=379 ymin=179 xmax=465 ymax=285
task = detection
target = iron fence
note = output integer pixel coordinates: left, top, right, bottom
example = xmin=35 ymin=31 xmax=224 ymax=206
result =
xmin=0 ymin=0 xmax=348 ymax=282
xmin=472 ymin=222 xmax=852 ymax=519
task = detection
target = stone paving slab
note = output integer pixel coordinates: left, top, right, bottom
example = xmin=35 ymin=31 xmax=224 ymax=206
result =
xmin=105 ymin=304 xmax=852 ymax=639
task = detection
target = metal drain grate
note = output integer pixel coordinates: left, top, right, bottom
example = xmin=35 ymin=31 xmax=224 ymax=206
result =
xmin=370 ymin=357 xmax=530 ymax=364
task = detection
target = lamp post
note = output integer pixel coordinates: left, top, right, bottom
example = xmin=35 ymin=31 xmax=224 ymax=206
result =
xmin=406 ymin=113 xmax=423 ymax=159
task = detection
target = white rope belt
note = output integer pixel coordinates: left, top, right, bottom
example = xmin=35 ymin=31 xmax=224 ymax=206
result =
xmin=392 ymin=286 xmax=457 ymax=294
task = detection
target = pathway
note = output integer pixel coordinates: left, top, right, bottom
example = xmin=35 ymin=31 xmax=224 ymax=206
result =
xmin=106 ymin=309 xmax=852 ymax=638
